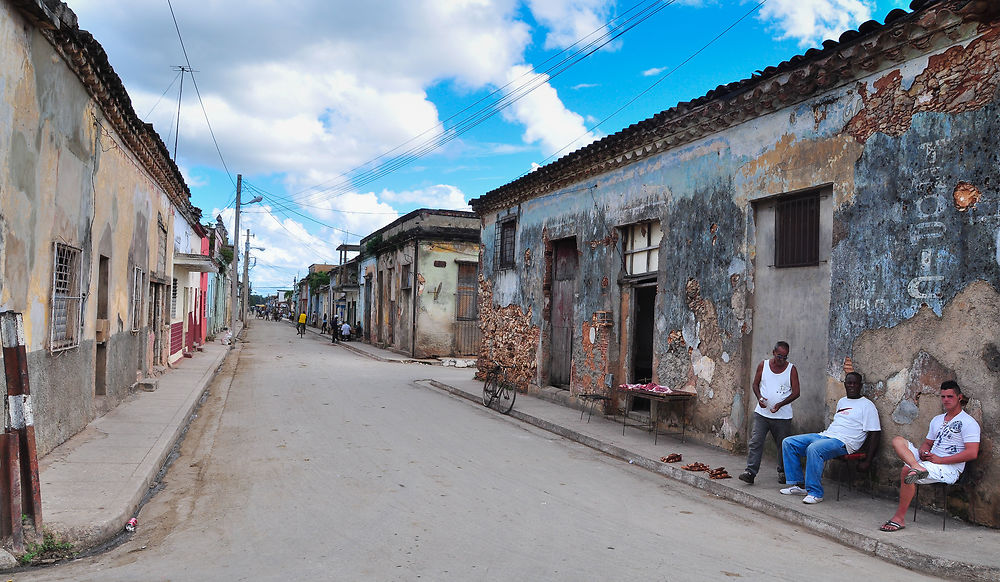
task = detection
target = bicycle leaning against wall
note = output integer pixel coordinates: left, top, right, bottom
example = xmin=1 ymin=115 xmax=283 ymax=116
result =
xmin=482 ymin=364 xmax=516 ymax=414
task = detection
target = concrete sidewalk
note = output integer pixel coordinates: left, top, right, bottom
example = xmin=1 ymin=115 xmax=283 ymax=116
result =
xmin=340 ymin=339 xmax=1000 ymax=581
xmin=31 ymin=328 xmax=236 ymax=551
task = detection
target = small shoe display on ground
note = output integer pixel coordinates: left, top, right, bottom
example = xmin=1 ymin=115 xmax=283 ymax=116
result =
xmin=802 ymin=494 xmax=823 ymax=504
xmin=780 ymin=485 xmax=808 ymax=495
xmin=738 ymin=471 xmax=755 ymax=484
xmin=879 ymin=520 xmax=905 ymax=532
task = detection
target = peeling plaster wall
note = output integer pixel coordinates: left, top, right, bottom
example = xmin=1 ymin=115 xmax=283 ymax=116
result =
xmin=413 ymin=240 xmax=479 ymax=358
xmin=477 ymin=7 xmax=1000 ymax=522
xmin=1 ymin=4 xmax=182 ymax=455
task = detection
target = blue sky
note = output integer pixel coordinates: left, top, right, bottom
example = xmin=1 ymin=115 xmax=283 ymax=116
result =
xmin=70 ymin=0 xmax=910 ymax=293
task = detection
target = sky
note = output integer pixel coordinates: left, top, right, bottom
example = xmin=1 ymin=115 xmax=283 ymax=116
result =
xmin=69 ymin=0 xmax=910 ymax=294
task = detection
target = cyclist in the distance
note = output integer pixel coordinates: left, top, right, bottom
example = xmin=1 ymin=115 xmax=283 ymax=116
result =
xmin=297 ymin=311 xmax=307 ymax=336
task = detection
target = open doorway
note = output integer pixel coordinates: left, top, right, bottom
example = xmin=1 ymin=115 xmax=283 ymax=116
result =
xmin=95 ymin=255 xmax=110 ymax=396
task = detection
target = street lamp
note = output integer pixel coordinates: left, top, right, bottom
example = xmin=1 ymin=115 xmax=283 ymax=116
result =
xmin=242 ymin=242 xmax=266 ymax=320
xmin=230 ymin=173 xmax=262 ymax=338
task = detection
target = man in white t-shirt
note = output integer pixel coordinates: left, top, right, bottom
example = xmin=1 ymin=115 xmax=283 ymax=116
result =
xmin=779 ymin=372 xmax=881 ymax=504
xmin=739 ymin=341 xmax=800 ymax=485
xmin=879 ymin=380 xmax=980 ymax=532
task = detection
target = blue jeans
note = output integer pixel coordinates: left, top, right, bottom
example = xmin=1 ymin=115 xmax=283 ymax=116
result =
xmin=781 ymin=433 xmax=847 ymax=498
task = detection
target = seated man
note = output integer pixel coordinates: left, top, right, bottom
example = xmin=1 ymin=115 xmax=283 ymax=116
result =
xmin=879 ymin=380 xmax=980 ymax=532
xmin=340 ymin=321 xmax=352 ymax=341
xmin=780 ymin=372 xmax=881 ymax=504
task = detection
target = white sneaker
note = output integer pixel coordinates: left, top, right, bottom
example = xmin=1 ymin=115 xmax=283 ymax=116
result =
xmin=802 ymin=495 xmax=824 ymax=504
xmin=780 ymin=485 xmax=807 ymax=495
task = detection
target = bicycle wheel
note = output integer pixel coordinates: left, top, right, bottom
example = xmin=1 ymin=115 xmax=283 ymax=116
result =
xmin=483 ymin=371 xmax=498 ymax=407
xmin=494 ymin=375 xmax=516 ymax=414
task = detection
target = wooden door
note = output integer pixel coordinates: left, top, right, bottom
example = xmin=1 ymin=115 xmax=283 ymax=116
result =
xmin=550 ymin=239 xmax=577 ymax=387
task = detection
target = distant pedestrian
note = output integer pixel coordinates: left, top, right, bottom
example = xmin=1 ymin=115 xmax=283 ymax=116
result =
xmin=331 ymin=315 xmax=340 ymax=343
xmin=341 ymin=321 xmax=352 ymax=341
xmin=321 ymin=313 xmax=328 ymax=334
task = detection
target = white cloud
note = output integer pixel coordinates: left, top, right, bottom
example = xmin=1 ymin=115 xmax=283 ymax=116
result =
xmin=572 ymin=83 xmax=600 ymax=90
xmin=642 ymin=66 xmax=667 ymax=77
xmin=758 ymin=0 xmax=873 ymax=47
xmin=527 ymin=0 xmax=616 ymax=50
xmin=378 ymin=185 xmax=472 ymax=211
xmin=501 ymin=65 xmax=597 ymax=157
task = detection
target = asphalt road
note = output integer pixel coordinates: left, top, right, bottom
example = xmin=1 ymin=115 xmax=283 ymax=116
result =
xmin=15 ymin=321 xmax=934 ymax=581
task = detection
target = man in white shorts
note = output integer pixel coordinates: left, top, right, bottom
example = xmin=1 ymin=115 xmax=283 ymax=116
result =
xmin=879 ymin=380 xmax=980 ymax=532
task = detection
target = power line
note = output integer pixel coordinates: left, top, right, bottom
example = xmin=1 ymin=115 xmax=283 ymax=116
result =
xmin=262 ymin=0 xmax=675 ymax=208
xmin=529 ymin=1 xmax=768 ymax=173
xmin=165 ymin=0 xmax=235 ymax=187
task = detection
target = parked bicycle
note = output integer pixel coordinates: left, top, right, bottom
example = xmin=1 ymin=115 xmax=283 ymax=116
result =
xmin=482 ymin=364 xmax=516 ymax=414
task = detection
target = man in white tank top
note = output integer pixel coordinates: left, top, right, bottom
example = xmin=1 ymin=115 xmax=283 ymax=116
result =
xmin=739 ymin=341 xmax=800 ymax=485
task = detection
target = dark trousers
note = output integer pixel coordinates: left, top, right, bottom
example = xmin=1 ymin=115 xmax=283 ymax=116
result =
xmin=745 ymin=412 xmax=792 ymax=476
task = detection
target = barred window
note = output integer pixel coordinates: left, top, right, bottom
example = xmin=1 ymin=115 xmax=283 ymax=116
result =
xmin=623 ymin=221 xmax=661 ymax=276
xmin=494 ymin=218 xmax=516 ymax=270
xmin=131 ymin=268 xmax=144 ymax=331
xmin=50 ymin=243 xmax=83 ymax=352
xmin=775 ymin=191 xmax=820 ymax=268
xmin=400 ymin=263 xmax=412 ymax=290
xmin=157 ymin=217 xmax=167 ymax=274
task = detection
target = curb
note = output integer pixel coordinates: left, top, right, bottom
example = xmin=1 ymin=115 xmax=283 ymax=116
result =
xmin=45 ymin=344 xmax=233 ymax=551
xmin=420 ymin=379 xmax=994 ymax=582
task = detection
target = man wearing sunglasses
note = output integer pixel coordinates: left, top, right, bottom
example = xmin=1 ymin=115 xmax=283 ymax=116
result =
xmin=739 ymin=341 xmax=800 ymax=485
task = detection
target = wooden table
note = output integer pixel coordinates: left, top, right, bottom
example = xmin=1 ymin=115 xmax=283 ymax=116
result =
xmin=619 ymin=388 xmax=695 ymax=444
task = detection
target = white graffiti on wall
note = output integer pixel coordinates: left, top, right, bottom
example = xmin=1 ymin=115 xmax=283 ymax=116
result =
xmin=907 ymin=140 xmax=948 ymax=301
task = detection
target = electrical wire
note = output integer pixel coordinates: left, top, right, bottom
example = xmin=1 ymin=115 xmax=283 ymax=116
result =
xmin=166 ymin=0 xmax=235 ymax=187
xmin=530 ymin=1 xmax=768 ymax=172
xmin=261 ymin=0 xmax=676 ymax=208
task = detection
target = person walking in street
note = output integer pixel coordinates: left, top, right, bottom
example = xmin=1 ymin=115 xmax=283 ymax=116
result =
xmin=780 ymin=371 xmax=880 ymax=504
xmin=321 ymin=313 xmax=328 ymax=335
xmin=879 ymin=380 xmax=980 ymax=532
xmin=331 ymin=314 xmax=340 ymax=343
xmin=297 ymin=311 xmax=307 ymax=336
xmin=739 ymin=341 xmax=800 ymax=485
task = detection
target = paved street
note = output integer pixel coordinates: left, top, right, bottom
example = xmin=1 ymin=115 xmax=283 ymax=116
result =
xmin=16 ymin=321 xmax=935 ymax=581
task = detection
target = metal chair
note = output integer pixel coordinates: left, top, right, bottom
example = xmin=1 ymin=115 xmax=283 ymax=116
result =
xmin=833 ymin=433 xmax=878 ymax=501
xmin=912 ymin=466 xmax=972 ymax=531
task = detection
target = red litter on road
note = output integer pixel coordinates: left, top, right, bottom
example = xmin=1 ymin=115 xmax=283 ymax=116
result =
xmin=125 ymin=518 xmax=138 ymax=532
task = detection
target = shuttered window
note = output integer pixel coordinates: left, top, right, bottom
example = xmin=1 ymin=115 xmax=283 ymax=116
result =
xmin=775 ymin=192 xmax=820 ymax=268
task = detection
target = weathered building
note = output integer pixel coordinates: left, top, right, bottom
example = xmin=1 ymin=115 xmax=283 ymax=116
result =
xmin=471 ymin=0 xmax=1000 ymax=525
xmin=0 ymin=0 xmax=206 ymax=455
xmin=359 ymin=209 xmax=481 ymax=357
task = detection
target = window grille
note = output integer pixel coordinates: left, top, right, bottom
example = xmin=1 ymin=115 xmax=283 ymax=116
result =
xmin=494 ymin=218 xmax=516 ymax=270
xmin=623 ymin=221 xmax=661 ymax=276
xmin=50 ymin=242 xmax=83 ymax=352
xmin=456 ymin=263 xmax=478 ymax=321
xmin=157 ymin=218 xmax=167 ymax=274
xmin=131 ymin=268 xmax=143 ymax=331
xmin=775 ymin=192 xmax=820 ymax=268
xmin=171 ymin=278 xmax=178 ymax=318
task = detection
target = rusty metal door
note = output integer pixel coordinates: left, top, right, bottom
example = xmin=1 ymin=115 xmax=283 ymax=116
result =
xmin=550 ymin=239 xmax=577 ymax=387
xmin=455 ymin=263 xmax=481 ymax=355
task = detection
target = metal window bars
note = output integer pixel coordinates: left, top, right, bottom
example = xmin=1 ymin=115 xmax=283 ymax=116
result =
xmin=50 ymin=243 xmax=82 ymax=351
xmin=131 ymin=267 xmax=143 ymax=331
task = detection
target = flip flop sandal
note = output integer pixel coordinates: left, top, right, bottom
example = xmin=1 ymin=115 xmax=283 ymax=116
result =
xmin=879 ymin=520 xmax=905 ymax=532
xmin=904 ymin=468 xmax=930 ymax=484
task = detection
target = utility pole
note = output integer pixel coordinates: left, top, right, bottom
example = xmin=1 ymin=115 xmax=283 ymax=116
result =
xmin=230 ymin=174 xmax=241 ymax=336
xmin=242 ymin=228 xmax=251 ymax=322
